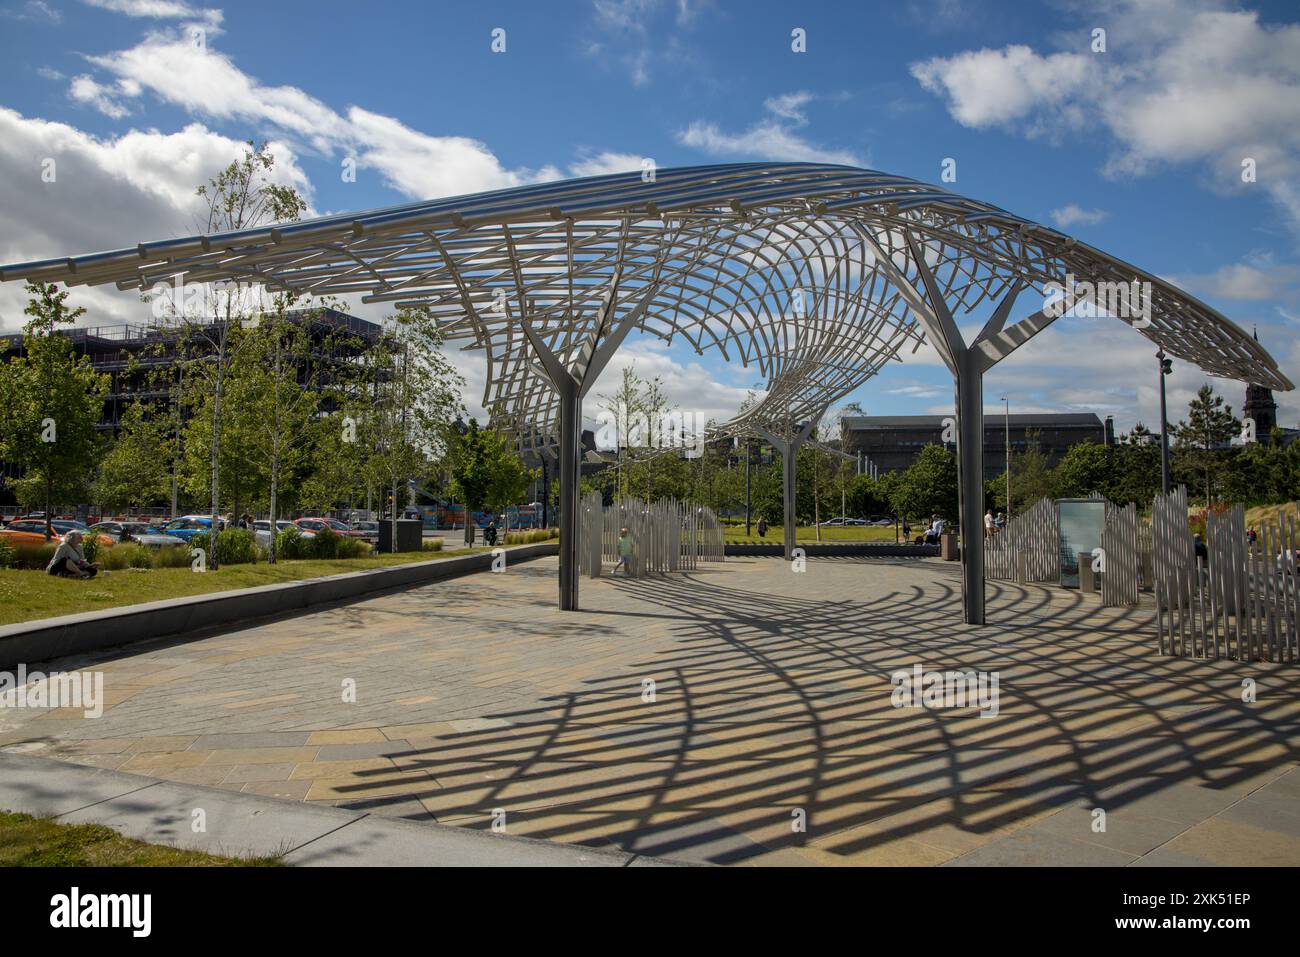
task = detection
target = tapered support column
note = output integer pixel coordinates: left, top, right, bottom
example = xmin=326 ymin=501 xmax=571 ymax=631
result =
xmin=957 ymin=350 xmax=985 ymax=624
xmin=755 ymin=415 xmax=820 ymax=562
xmin=556 ymin=378 xmax=581 ymax=611
xmin=781 ymin=437 xmax=797 ymax=560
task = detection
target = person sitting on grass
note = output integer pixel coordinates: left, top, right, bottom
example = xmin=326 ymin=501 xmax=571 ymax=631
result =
xmin=45 ymin=530 xmax=100 ymax=579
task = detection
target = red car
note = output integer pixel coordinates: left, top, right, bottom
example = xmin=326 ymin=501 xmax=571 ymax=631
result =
xmin=294 ymin=518 xmax=365 ymax=538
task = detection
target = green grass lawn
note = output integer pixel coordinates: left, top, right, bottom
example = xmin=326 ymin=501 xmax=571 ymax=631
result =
xmin=0 ymin=810 xmax=282 ymax=866
xmin=723 ymin=524 xmax=905 ymax=544
xmin=0 ymin=543 xmax=534 ymax=626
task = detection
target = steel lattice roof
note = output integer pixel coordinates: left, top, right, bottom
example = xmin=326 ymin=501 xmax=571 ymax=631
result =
xmin=1 ymin=162 xmax=1289 ymax=447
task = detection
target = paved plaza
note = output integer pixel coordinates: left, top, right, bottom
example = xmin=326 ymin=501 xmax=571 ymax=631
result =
xmin=3 ymin=556 xmax=1298 ymax=865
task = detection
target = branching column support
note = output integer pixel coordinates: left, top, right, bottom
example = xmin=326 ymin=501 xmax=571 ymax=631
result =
xmin=755 ymin=413 xmax=821 ymax=561
xmin=861 ymin=225 xmax=1057 ymax=624
xmin=520 ymin=284 xmax=659 ymax=611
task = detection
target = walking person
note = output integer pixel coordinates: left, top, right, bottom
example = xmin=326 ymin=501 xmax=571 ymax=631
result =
xmin=756 ymin=515 xmax=767 ymax=538
xmin=614 ymin=526 xmax=634 ymax=575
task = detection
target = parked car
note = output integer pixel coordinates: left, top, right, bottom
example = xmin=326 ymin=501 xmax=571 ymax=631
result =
xmin=253 ymin=520 xmax=316 ymax=549
xmin=161 ymin=517 xmax=214 ymax=542
xmin=4 ymin=519 xmax=115 ymax=547
xmin=89 ymin=521 xmax=186 ymax=549
xmin=0 ymin=526 xmax=55 ymax=547
xmin=295 ymin=517 xmax=364 ymax=538
xmin=351 ymin=521 xmax=381 ymax=544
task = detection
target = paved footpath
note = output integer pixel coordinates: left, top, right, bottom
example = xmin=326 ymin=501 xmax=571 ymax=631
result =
xmin=2 ymin=556 xmax=1297 ymax=865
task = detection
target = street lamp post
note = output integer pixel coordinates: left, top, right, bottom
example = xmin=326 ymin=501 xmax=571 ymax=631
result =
xmin=1157 ymin=349 xmax=1172 ymax=495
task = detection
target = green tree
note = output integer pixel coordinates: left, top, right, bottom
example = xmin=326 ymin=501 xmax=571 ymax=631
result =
xmin=0 ymin=283 xmax=108 ymax=534
xmin=1006 ymin=430 xmax=1055 ymax=512
xmin=1173 ymin=384 xmax=1239 ymax=506
xmin=153 ymin=141 xmax=309 ymax=568
xmin=96 ymin=400 xmax=174 ymax=512
xmin=1053 ymin=440 xmax=1113 ymax=499
xmin=889 ymin=444 xmax=958 ymax=525
xmin=1109 ymin=424 xmax=1162 ymax=507
xmin=355 ymin=308 xmax=464 ymax=548
xmin=447 ymin=421 xmax=506 ymax=546
xmin=237 ymin=309 xmax=328 ymax=561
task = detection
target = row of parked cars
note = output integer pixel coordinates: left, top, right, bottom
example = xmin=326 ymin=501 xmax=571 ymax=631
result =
xmin=817 ymin=516 xmax=896 ymax=527
xmin=0 ymin=514 xmax=382 ymax=550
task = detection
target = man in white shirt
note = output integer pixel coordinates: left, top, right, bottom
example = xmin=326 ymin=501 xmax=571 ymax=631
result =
xmin=924 ymin=515 xmax=946 ymax=545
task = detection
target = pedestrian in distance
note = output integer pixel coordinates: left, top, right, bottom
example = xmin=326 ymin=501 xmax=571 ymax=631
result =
xmin=615 ymin=526 xmax=634 ymax=575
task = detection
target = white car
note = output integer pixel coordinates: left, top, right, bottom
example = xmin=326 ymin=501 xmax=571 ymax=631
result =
xmin=252 ymin=520 xmax=315 ymax=549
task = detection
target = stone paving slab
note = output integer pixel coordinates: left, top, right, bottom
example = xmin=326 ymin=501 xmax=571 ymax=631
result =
xmin=0 ymin=752 xmax=158 ymax=817
xmin=0 ymin=753 xmax=668 ymax=866
xmin=283 ymin=814 xmax=640 ymax=867
xmin=57 ymin=776 xmax=365 ymax=859
xmin=2 ymin=556 xmax=1297 ymax=866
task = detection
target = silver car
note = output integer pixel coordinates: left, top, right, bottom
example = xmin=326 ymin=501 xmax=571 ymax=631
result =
xmin=252 ymin=520 xmax=315 ymax=550
xmin=90 ymin=521 xmax=186 ymax=548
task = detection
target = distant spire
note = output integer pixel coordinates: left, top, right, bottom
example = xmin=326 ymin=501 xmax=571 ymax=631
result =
xmin=1253 ymin=325 xmax=1259 ymax=341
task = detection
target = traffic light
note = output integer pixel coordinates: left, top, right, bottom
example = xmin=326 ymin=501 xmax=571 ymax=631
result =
xmin=1160 ymin=357 xmax=1172 ymax=376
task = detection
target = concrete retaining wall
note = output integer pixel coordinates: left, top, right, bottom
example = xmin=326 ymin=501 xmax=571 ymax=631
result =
xmin=0 ymin=541 xmax=559 ymax=669
xmin=725 ymin=542 xmax=940 ymax=558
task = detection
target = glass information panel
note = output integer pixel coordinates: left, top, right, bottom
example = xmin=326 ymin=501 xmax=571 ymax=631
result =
xmin=1058 ymin=499 xmax=1106 ymax=588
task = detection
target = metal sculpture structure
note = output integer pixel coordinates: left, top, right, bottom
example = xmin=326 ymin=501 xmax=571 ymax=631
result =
xmin=1 ymin=162 xmax=1290 ymax=620
xmin=579 ymin=491 xmax=724 ymax=579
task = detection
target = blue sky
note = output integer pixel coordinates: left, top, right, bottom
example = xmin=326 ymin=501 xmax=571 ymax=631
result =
xmin=2 ymin=0 xmax=1298 ymax=434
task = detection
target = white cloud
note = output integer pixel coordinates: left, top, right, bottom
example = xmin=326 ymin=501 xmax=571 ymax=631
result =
xmin=585 ymin=336 xmax=757 ymax=433
xmin=678 ymin=119 xmax=862 ymax=166
xmin=2 ymin=1 xmax=63 ymax=23
xmin=1171 ymin=261 xmax=1300 ymax=303
xmin=763 ymin=91 xmax=814 ymax=126
xmin=1049 ymin=204 xmax=1109 ymax=229
xmin=0 ymin=108 xmax=312 ymax=330
xmin=81 ymin=0 xmax=222 ymax=24
xmin=910 ymin=1 xmax=1300 ymax=231
xmin=69 ymin=74 xmax=132 ymax=119
xmin=79 ymin=29 xmax=561 ymax=198
xmin=911 ymin=45 xmax=1096 ymax=130
xmin=568 ymin=150 xmax=650 ymax=177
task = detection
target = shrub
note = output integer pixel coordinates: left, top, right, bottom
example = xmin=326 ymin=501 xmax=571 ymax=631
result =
xmin=505 ymin=528 xmax=559 ymax=545
xmin=275 ymin=525 xmax=310 ymax=560
xmin=0 ymin=537 xmax=13 ymax=569
xmin=309 ymin=526 xmax=341 ymax=559
xmin=81 ymin=534 xmax=101 ymax=565
xmin=13 ymin=542 xmax=56 ymax=570
xmin=102 ymin=543 xmax=153 ymax=571
xmin=190 ymin=528 xmax=257 ymax=565
xmin=334 ymin=536 xmax=371 ymax=559
xmin=421 ymin=537 xmax=444 ymax=552
xmin=153 ymin=544 xmax=193 ymax=568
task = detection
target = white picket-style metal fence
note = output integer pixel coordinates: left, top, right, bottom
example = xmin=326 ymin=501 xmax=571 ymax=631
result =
xmin=984 ymin=496 xmax=1061 ymax=583
xmin=579 ymin=492 xmax=725 ymax=579
xmin=1100 ymin=501 xmax=1142 ymax=607
xmin=1152 ymin=487 xmax=1298 ymax=662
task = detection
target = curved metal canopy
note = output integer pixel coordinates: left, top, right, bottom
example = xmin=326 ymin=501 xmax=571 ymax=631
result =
xmin=1 ymin=162 xmax=1290 ymax=449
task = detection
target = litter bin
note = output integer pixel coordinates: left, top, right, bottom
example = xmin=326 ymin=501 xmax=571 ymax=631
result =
xmin=378 ymin=518 xmax=423 ymax=553
xmin=940 ymin=531 xmax=958 ymax=561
